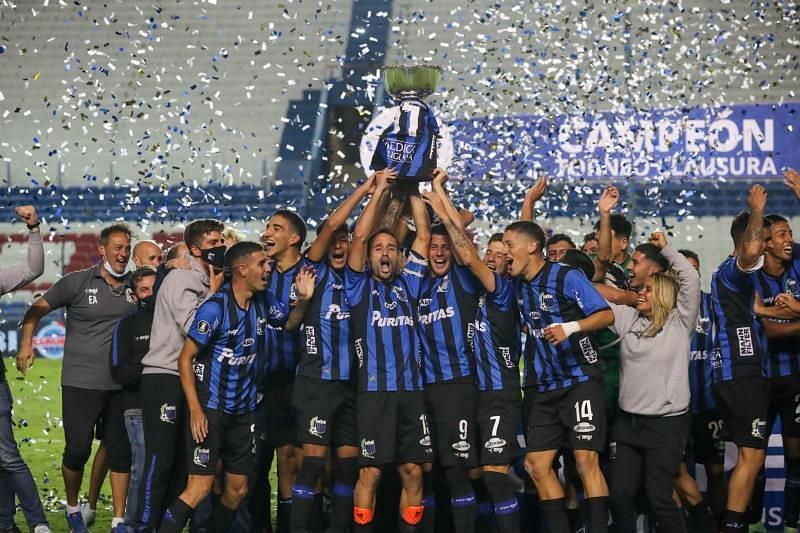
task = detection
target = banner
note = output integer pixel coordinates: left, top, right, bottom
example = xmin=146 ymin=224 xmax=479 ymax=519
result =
xmin=450 ymin=102 xmax=800 ymax=180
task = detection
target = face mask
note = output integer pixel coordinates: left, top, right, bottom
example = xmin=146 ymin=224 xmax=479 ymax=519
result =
xmin=201 ymin=245 xmax=227 ymax=270
xmin=103 ymin=257 xmax=129 ymax=278
xmin=138 ymin=294 xmax=157 ymax=311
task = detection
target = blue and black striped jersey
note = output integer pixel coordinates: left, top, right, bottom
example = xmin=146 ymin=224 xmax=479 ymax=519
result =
xmin=417 ymin=265 xmax=480 ymax=385
xmin=754 ymin=261 xmax=800 ymax=378
xmin=345 ymin=252 xmax=428 ymax=392
xmin=470 ymin=273 xmax=521 ymax=392
xmin=710 ymin=256 xmax=765 ymax=382
xmin=263 ymin=259 xmax=303 ymax=376
xmin=515 ymin=262 xmax=609 ymax=392
xmin=689 ymin=291 xmax=717 ymax=413
xmin=297 ymin=259 xmax=353 ymax=382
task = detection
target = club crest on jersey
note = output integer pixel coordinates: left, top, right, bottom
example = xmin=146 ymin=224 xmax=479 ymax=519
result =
xmin=309 ymin=416 xmax=327 ymax=438
xmin=539 ymin=293 xmax=556 ymax=312
xmin=751 ymin=418 xmax=767 ymax=439
xmin=193 ymin=447 xmax=210 ymax=467
xmin=197 ymin=320 xmax=211 ymax=335
xmin=126 ymin=288 xmax=135 ymax=304
xmin=437 ymin=277 xmax=449 ymax=293
xmin=289 ymin=283 xmax=298 ymax=302
xmin=696 ymin=316 xmax=710 ymax=334
xmin=484 ymin=437 xmax=507 ymax=454
xmin=392 ymin=285 xmax=408 ymax=302
xmin=160 ymin=403 xmax=177 ymax=424
xmin=361 ymin=439 xmax=376 ymax=459
xmin=787 ymin=278 xmax=799 ymax=296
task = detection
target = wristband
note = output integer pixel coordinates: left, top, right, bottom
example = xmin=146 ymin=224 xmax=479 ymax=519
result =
xmin=560 ymin=321 xmax=581 ymax=337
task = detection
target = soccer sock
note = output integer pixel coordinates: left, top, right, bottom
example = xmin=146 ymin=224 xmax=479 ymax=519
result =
xmin=419 ymin=471 xmax=436 ymax=532
xmin=277 ymin=496 xmax=292 ymax=533
xmin=330 ymin=456 xmax=358 ymax=530
xmin=583 ymin=496 xmax=608 ymax=533
xmin=746 ymin=468 xmax=766 ymax=525
xmin=540 ymin=497 xmax=570 ymax=533
xmin=354 ymin=506 xmax=374 ymax=533
xmin=159 ymin=498 xmax=194 ymax=533
xmin=471 ymin=477 xmax=493 ymax=530
xmin=482 ymin=471 xmax=520 ymax=533
xmin=722 ymin=510 xmax=747 ymax=532
xmin=397 ymin=505 xmax=424 ymax=532
xmin=688 ymin=499 xmax=716 ymax=532
xmin=208 ymin=501 xmax=237 ymax=533
xmin=445 ymin=467 xmax=477 ymax=533
xmin=290 ymin=456 xmax=326 ymax=531
xmin=308 ymin=493 xmax=325 ymax=531
xmin=786 ymin=457 xmax=800 ymax=528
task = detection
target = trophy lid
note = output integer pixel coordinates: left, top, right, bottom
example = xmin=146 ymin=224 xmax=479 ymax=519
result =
xmin=384 ymin=65 xmax=441 ymax=99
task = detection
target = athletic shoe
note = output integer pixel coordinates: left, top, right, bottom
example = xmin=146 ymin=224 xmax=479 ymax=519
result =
xmin=65 ymin=510 xmax=90 ymax=533
xmin=110 ymin=525 xmax=131 ymax=533
xmin=33 ymin=525 xmax=52 ymax=533
xmin=80 ymin=503 xmax=97 ymax=528
xmin=0 ymin=526 xmax=22 ymax=533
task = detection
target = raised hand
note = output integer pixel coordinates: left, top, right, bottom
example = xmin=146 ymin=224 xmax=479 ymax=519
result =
xmin=431 ymin=168 xmax=449 ymax=189
xmin=525 ymin=175 xmax=548 ymax=203
xmin=783 ymin=168 xmax=800 ymax=200
xmin=598 ymin=186 xmax=619 ymax=215
xmin=649 ymin=231 xmax=667 ymax=250
xmin=16 ymin=205 xmax=38 ymax=226
xmin=294 ymin=265 xmax=317 ymax=302
xmin=748 ymin=184 xmax=767 ymax=212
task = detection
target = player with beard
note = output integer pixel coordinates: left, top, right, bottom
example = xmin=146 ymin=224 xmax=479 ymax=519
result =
xmin=709 ymin=185 xmax=770 ymax=533
xmin=259 ymin=209 xmax=307 ymax=532
xmin=424 ymin=188 xmax=523 ymax=533
xmin=504 ymin=220 xmax=614 ymax=533
xmin=287 ymin=174 xmax=378 ymax=533
xmin=346 ymin=169 xmax=433 ymax=533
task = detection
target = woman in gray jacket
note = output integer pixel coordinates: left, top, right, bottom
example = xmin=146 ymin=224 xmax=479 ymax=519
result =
xmin=607 ymin=231 xmax=701 ymax=533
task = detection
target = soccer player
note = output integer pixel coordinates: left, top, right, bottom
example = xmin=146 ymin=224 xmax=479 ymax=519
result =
xmin=158 ymin=242 xmax=282 ymax=533
xmin=581 ymin=233 xmax=599 ymax=255
xmin=0 ymin=206 xmax=49 ymax=533
xmin=259 ymin=209 xmax=307 ymax=531
xmin=424 ymin=189 xmax=523 ymax=533
xmin=504 ymin=220 xmax=614 ymax=533
xmin=288 ymin=174 xmax=377 ymax=532
xmin=109 ymin=266 xmax=158 ymax=525
xmin=545 ymin=234 xmax=576 ymax=263
xmin=346 ymin=169 xmax=433 ymax=533
xmin=17 ymin=223 xmax=138 ymax=532
xmin=709 ymin=185 xmax=769 ymax=533
xmin=133 ymin=219 xmax=226 ymax=532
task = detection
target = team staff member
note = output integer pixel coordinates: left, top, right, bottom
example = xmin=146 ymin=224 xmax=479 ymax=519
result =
xmin=109 ymin=266 xmax=158 ymax=524
xmin=606 ymin=232 xmax=700 ymax=533
xmin=709 ymin=185 xmax=769 ymax=533
xmin=288 ymin=174 xmax=377 ymax=533
xmin=504 ymin=220 xmax=614 ymax=533
xmin=132 ymin=219 xmax=226 ymax=532
xmin=425 ymin=188 xmax=523 ymax=533
xmin=346 ymin=169 xmax=433 ymax=533
xmin=1 ymin=206 xmax=49 ymax=533
xmin=17 ymin=223 xmax=138 ymax=532
xmin=159 ymin=242 xmax=283 ymax=533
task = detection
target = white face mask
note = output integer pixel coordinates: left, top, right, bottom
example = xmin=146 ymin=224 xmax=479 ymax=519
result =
xmin=103 ymin=257 xmax=129 ymax=278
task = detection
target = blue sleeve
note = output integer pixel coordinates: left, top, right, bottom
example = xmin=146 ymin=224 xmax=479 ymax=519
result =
xmin=306 ymin=259 xmax=329 ymax=289
xmin=565 ymin=269 xmax=610 ymax=316
xmin=487 ymin=273 xmax=514 ymax=312
xmin=717 ymin=257 xmax=753 ymax=293
xmin=263 ymin=291 xmax=289 ymax=327
xmin=187 ymin=299 xmax=224 ymax=348
xmin=345 ymin=265 xmax=369 ymax=307
xmin=453 ymin=264 xmax=481 ymax=295
xmin=400 ymin=251 xmax=429 ymax=299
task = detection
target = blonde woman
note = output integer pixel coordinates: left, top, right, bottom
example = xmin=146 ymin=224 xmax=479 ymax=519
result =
xmin=607 ymin=231 xmax=701 ymax=533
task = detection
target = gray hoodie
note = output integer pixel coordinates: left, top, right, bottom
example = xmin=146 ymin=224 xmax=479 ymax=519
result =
xmin=609 ymin=245 xmax=700 ymax=416
xmin=141 ymin=255 xmax=210 ymax=376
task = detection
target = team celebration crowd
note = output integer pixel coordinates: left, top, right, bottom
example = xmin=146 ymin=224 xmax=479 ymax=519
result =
xmin=2 ymin=167 xmax=800 ymax=533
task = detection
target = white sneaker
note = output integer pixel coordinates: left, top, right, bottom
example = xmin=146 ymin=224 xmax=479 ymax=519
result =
xmin=80 ymin=503 xmax=96 ymax=528
xmin=33 ymin=526 xmax=51 ymax=533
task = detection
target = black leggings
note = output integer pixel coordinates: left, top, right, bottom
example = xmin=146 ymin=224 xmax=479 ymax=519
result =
xmin=609 ymin=411 xmax=690 ymax=533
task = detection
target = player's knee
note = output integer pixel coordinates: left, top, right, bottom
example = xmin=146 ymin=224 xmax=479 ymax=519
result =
xmin=358 ymin=466 xmax=382 ymax=489
xmin=398 ymin=463 xmax=422 ymax=482
xmin=738 ymin=447 xmax=766 ymax=469
xmin=226 ymin=482 xmax=248 ymax=504
xmin=63 ymin=443 xmax=92 ymax=472
xmin=573 ymin=450 xmax=600 ymax=477
xmin=523 ymin=454 xmax=551 ymax=481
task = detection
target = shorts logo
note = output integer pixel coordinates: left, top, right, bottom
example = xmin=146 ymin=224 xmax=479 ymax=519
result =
xmin=309 ymin=416 xmax=327 ymax=438
xmin=736 ymin=327 xmax=754 ymax=357
xmin=197 ymin=320 xmax=211 ymax=334
xmin=539 ymin=293 xmax=555 ymax=312
xmin=452 ymin=440 xmax=471 ymax=452
xmin=305 ymin=325 xmax=318 ymax=355
xmin=193 ymin=447 xmax=210 ymax=467
xmin=751 ymin=417 xmax=767 ymax=439
xmin=484 ymin=437 xmax=507 ymax=454
xmin=574 ymin=422 xmax=596 ymax=433
xmin=361 ymin=439 xmax=376 ymax=459
xmin=193 ymin=362 xmax=205 ymax=382
xmin=579 ymin=337 xmax=598 ymax=364
xmin=160 ymin=403 xmax=177 ymax=423
xmin=419 ymin=435 xmax=432 ymax=447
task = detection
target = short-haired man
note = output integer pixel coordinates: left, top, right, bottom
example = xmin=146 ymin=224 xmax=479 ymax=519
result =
xmin=18 ymin=223 xmax=137 ymax=532
xmin=133 ymin=241 xmax=163 ymax=269
xmin=546 ymin=234 xmax=576 ymax=263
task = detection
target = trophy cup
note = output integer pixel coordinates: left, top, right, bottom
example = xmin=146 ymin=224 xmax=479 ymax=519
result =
xmin=360 ymin=65 xmax=454 ymax=231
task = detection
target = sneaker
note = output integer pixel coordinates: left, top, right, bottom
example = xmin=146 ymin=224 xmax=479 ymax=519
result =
xmin=66 ymin=510 xmax=90 ymax=533
xmin=110 ymin=525 xmax=131 ymax=533
xmin=33 ymin=526 xmax=51 ymax=533
xmin=80 ymin=503 xmax=97 ymax=528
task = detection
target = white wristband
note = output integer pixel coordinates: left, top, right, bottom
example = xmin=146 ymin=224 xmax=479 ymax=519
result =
xmin=559 ymin=321 xmax=581 ymax=337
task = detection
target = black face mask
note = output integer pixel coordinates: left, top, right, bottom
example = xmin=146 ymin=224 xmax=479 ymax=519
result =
xmin=138 ymin=294 xmax=157 ymax=311
xmin=200 ymin=245 xmax=227 ymax=270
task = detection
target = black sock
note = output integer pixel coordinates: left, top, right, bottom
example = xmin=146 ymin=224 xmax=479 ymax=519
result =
xmin=482 ymin=471 xmax=520 ymax=533
xmin=786 ymin=457 xmax=800 ymax=528
xmin=584 ymin=496 xmax=608 ymax=533
xmin=277 ymin=497 xmax=292 ymax=533
xmin=330 ymin=457 xmax=358 ymax=530
xmin=160 ymin=498 xmax=194 ymax=533
xmin=471 ymin=478 xmax=493 ymax=530
xmin=308 ymin=493 xmax=325 ymax=531
xmin=688 ymin=500 xmax=716 ymax=533
xmin=354 ymin=523 xmax=374 ymax=533
xmin=291 ymin=456 xmax=326 ymax=531
xmin=722 ymin=509 xmax=747 ymax=532
xmin=420 ymin=472 xmax=436 ymax=533
xmin=540 ymin=498 xmax=570 ymax=533
xmin=445 ymin=467 xmax=477 ymax=533
xmin=208 ymin=501 xmax=237 ymax=533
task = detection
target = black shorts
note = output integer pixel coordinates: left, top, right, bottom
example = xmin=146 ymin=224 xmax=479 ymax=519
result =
xmin=186 ymin=409 xmax=255 ymax=476
xmin=357 ymin=391 xmax=433 ymax=466
xmin=261 ymin=373 xmax=296 ymax=448
xmin=689 ymin=411 xmax=726 ymax=466
xmin=769 ymin=375 xmax=800 ymax=438
xmin=713 ymin=375 xmax=770 ymax=450
xmin=293 ymin=375 xmax=357 ymax=448
xmin=424 ymin=382 xmax=479 ymax=468
xmin=477 ymin=389 xmax=523 ymax=465
xmin=524 ymin=380 xmax=606 ymax=452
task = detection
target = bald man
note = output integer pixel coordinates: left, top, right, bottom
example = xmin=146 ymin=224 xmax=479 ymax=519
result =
xmin=132 ymin=241 xmax=163 ymax=269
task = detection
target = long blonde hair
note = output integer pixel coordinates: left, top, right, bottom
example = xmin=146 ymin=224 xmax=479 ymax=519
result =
xmin=641 ymin=270 xmax=679 ymax=337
